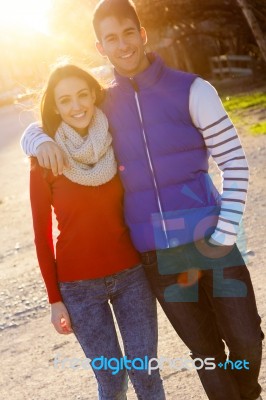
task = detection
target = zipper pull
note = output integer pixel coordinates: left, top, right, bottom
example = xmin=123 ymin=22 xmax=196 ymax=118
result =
xmin=129 ymin=77 xmax=139 ymax=92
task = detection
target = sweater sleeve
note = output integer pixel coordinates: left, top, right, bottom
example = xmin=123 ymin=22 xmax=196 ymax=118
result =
xmin=189 ymin=78 xmax=249 ymax=246
xmin=21 ymin=122 xmax=54 ymax=156
xmin=30 ymin=159 xmax=63 ymax=303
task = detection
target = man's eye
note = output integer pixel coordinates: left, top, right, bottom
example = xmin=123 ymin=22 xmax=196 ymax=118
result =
xmin=106 ymin=37 xmax=115 ymax=43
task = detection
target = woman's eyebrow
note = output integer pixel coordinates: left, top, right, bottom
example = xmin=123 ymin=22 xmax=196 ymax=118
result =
xmin=58 ymin=88 xmax=89 ymax=100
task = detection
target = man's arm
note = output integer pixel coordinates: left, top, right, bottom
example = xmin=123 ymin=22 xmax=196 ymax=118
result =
xmin=189 ymin=78 xmax=249 ymax=246
xmin=20 ymin=122 xmax=54 ymax=155
xmin=20 ymin=122 xmax=69 ymax=175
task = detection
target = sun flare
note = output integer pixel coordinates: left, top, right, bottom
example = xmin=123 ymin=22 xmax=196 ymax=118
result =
xmin=0 ymin=0 xmax=52 ymax=34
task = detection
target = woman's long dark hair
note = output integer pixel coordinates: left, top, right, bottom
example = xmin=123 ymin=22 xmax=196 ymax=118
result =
xmin=40 ymin=64 xmax=105 ymax=137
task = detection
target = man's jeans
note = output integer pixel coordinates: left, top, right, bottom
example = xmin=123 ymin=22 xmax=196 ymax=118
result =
xmin=142 ymin=243 xmax=263 ymax=400
xmin=59 ymin=264 xmax=165 ymax=400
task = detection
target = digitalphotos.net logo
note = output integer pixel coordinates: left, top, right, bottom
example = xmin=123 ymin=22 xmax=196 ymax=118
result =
xmin=53 ymin=354 xmax=250 ymax=375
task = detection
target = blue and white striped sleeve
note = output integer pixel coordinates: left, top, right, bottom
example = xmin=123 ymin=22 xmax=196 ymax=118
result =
xmin=20 ymin=122 xmax=54 ymax=156
xmin=189 ymin=77 xmax=249 ymax=245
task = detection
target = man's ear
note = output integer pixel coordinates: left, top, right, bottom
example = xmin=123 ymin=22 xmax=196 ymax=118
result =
xmin=140 ymin=27 xmax=147 ymax=45
xmin=96 ymin=41 xmax=106 ymax=57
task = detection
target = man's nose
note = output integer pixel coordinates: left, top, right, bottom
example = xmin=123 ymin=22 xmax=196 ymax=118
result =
xmin=118 ymin=37 xmax=128 ymax=51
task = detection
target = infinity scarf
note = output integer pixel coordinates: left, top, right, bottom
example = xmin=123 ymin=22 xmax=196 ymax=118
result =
xmin=55 ymin=107 xmax=117 ymax=186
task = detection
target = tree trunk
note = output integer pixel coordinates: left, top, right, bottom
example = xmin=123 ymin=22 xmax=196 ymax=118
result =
xmin=236 ymin=0 xmax=266 ymax=64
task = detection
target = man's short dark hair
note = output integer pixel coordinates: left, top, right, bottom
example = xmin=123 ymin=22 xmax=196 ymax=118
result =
xmin=93 ymin=0 xmax=141 ymax=41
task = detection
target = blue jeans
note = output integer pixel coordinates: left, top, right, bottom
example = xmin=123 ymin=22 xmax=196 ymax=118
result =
xmin=142 ymin=243 xmax=263 ymax=400
xmin=59 ymin=264 xmax=165 ymax=400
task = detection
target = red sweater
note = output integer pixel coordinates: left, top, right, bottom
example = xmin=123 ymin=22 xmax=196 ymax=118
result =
xmin=30 ymin=159 xmax=140 ymax=304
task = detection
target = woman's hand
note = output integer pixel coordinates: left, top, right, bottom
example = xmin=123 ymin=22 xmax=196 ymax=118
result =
xmin=51 ymin=301 xmax=73 ymax=334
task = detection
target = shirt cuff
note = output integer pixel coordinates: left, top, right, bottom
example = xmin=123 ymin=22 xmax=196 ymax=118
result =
xmin=210 ymin=230 xmax=237 ymax=246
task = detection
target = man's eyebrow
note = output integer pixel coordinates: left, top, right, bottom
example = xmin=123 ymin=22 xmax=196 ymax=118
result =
xmin=103 ymin=32 xmax=116 ymax=41
xmin=124 ymin=27 xmax=135 ymax=32
xmin=103 ymin=27 xmax=136 ymax=40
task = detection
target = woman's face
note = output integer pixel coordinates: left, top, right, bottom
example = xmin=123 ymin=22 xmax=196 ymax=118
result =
xmin=54 ymin=76 xmax=96 ymax=136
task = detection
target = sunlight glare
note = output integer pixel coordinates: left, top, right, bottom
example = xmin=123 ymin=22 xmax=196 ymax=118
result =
xmin=0 ymin=0 xmax=52 ymax=34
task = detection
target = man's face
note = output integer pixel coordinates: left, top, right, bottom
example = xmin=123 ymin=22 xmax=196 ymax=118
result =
xmin=96 ymin=16 xmax=150 ymax=78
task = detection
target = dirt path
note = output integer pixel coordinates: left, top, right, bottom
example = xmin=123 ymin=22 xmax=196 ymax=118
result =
xmin=0 ymin=102 xmax=265 ymax=399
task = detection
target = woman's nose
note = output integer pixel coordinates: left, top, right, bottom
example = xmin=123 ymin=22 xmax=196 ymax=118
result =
xmin=71 ymin=98 xmax=81 ymax=110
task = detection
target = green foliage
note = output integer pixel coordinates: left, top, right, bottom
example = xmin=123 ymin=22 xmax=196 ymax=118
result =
xmin=222 ymin=91 xmax=266 ymax=135
xmin=223 ymin=93 xmax=266 ymax=112
xmin=250 ymin=121 xmax=266 ymax=135
xmin=135 ymin=0 xmax=266 ymax=32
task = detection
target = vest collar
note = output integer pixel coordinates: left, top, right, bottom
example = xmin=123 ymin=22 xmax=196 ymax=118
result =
xmin=113 ymin=53 xmax=164 ymax=91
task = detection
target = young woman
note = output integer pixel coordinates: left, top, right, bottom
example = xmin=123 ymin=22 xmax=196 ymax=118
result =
xmin=29 ymin=64 xmax=165 ymax=400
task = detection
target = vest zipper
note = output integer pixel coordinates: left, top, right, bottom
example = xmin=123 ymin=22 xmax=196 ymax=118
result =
xmin=131 ymin=80 xmax=170 ymax=248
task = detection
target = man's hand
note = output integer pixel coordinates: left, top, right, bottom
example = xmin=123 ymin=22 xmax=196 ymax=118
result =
xmin=36 ymin=142 xmax=69 ymax=176
xmin=51 ymin=301 xmax=73 ymax=334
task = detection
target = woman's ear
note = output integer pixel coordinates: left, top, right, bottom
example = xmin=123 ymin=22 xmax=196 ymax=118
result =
xmin=54 ymin=108 xmax=60 ymax=115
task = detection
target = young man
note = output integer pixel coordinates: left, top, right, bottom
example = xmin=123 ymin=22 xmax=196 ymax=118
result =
xmin=21 ymin=1 xmax=263 ymax=399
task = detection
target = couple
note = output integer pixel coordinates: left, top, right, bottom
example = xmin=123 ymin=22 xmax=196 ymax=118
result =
xmin=22 ymin=0 xmax=263 ymax=399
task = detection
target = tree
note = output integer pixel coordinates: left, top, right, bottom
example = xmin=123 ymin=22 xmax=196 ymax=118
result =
xmin=236 ymin=0 xmax=266 ymax=64
xmin=134 ymin=0 xmax=266 ymax=74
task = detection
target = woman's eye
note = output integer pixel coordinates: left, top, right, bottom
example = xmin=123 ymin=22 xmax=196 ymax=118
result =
xmin=60 ymin=98 xmax=70 ymax=105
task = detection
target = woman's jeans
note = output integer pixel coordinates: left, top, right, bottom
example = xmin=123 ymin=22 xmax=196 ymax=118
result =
xmin=59 ymin=264 xmax=165 ymax=400
xmin=142 ymin=243 xmax=263 ymax=400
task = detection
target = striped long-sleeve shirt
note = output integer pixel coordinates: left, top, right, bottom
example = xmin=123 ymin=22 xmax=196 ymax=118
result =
xmin=21 ymin=77 xmax=249 ymax=246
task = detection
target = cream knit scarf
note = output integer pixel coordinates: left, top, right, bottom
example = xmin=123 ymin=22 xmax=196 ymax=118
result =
xmin=54 ymin=107 xmax=117 ymax=186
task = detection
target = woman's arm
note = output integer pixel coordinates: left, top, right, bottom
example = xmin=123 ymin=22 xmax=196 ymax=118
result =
xmin=30 ymin=158 xmax=62 ymax=303
xmin=30 ymin=160 xmax=73 ymax=334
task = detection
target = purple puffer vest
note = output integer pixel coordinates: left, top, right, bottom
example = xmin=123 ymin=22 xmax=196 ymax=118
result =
xmin=101 ymin=55 xmax=221 ymax=252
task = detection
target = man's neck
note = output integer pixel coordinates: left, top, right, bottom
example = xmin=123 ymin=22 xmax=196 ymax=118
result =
xmin=116 ymin=53 xmax=151 ymax=78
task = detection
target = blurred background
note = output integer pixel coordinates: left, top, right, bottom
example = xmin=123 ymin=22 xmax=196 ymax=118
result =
xmin=0 ymin=0 xmax=265 ymax=107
